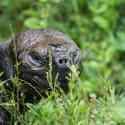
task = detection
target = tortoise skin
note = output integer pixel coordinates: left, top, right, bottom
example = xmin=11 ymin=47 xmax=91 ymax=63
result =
xmin=0 ymin=29 xmax=81 ymax=124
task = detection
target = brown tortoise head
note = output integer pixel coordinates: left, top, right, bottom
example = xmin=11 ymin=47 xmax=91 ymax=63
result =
xmin=8 ymin=29 xmax=80 ymax=100
xmin=0 ymin=29 xmax=80 ymax=123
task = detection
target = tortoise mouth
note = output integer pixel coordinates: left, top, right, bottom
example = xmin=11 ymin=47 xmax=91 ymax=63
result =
xmin=20 ymin=70 xmax=70 ymax=93
xmin=19 ymin=61 xmax=71 ymax=95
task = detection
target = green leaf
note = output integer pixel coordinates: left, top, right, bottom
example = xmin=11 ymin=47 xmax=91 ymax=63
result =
xmin=112 ymin=98 xmax=125 ymax=123
xmin=93 ymin=16 xmax=109 ymax=31
xmin=24 ymin=18 xmax=41 ymax=28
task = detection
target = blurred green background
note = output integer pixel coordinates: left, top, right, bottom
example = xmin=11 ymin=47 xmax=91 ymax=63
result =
xmin=0 ymin=0 xmax=125 ymax=94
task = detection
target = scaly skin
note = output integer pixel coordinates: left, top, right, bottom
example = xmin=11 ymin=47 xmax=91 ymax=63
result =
xmin=0 ymin=29 xmax=81 ymax=124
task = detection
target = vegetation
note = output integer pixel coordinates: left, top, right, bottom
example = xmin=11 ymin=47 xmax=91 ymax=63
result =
xmin=0 ymin=0 xmax=125 ymax=124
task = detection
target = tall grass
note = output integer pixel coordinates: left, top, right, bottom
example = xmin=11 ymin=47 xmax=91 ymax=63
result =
xmin=0 ymin=0 xmax=125 ymax=124
xmin=11 ymin=65 xmax=125 ymax=125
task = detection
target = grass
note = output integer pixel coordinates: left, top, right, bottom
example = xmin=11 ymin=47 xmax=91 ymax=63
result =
xmin=1 ymin=64 xmax=125 ymax=125
xmin=23 ymin=77 xmax=125 ymax=125
xmin=0 ymin=0 xmax=125 ymax=124
xmin=24 ymin=73 xmax=125 ymax=125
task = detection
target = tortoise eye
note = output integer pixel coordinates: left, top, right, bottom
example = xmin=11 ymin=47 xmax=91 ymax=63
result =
xmin=30 ymin=52 xmax=41 ymax=62
xmin=29 ymin=52 xmax=47 ymax=66
xmin=28 ymin=52 xmax=42 ymax=66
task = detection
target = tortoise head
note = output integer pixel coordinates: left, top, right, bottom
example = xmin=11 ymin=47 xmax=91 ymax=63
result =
xmin=9 ymin=29 xmax=81 ymax=95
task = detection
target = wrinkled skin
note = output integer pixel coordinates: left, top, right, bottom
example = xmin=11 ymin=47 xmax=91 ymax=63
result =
xmin=0 ymin=29 xmax=81 ymax=124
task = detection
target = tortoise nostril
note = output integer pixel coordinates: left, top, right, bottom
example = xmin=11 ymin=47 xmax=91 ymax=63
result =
xmin=58 ymin=58 xmax=67 ymax=65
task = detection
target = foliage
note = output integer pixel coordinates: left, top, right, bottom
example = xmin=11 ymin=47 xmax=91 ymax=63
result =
xmin=0 ymin=0 xmax=125 ymax=124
